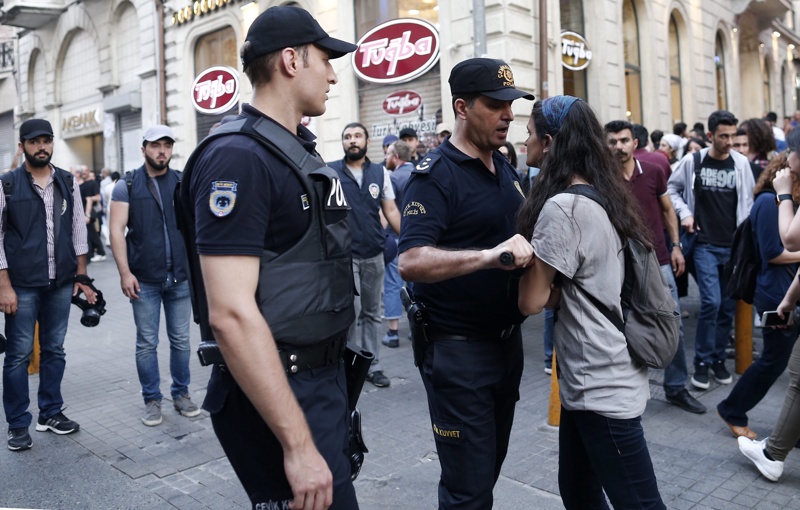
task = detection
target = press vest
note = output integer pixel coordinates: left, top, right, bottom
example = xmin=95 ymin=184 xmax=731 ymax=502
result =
xmin=2 ymin=164 xmax=76 ymax=288
xmin=328 ymin=159 xmax=385 ymax=259
xmin=180 ymin=116 xmax=355 ymax=347
xmin=125 ymin=165 xmax=188 ymax=283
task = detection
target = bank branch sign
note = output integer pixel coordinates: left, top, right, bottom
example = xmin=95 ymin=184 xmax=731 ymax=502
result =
xmin=561 ymin=31 xmax=592 ymax=71
xmin=353 ymin=18 xmax=440 ymax=84
xmin=191 ymin=66 xmax=239 ymax=114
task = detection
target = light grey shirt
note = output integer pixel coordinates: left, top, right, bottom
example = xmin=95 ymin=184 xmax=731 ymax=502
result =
xmin=532 ymin=193 xmax=649 ymax=419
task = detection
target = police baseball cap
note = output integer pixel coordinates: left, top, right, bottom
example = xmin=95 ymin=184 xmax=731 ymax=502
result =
xmin=399 ymin=127 xmax=418 ymax=139
xmin=142 ymin=125 xmax=175 ymax=143
xmin=383 ymin=134 xmax=398 ymax=147
xmin=449 ymin=58 xmax=535 ymax=101
xmin=241 ymin=6 xmax=358 ymax=69
xmin=19 ymin=119 xmax=53 ymax=141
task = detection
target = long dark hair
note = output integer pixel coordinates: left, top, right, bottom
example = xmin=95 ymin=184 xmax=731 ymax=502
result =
xmin=517 ymin=99 xmax=651 ymax=248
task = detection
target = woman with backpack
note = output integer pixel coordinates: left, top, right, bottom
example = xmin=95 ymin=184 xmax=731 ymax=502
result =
xmin=717 ymin=152 xmax=800 ymax=441
xmin=517 ymin=96 xmax=665 ymax=509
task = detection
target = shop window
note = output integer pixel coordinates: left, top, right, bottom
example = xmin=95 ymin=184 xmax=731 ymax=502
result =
xmin=668 ymin=14 xmax=683 ymax=123
xmin=356 ymin=0 xmax=439 ymax=39
xmin=561 ymin=0 xmax=586 ymax=100
xmin=194 ymin=26 xmax=238 ymax=140
xmin=622 ymin=0 xmax=641 ymax=123
xmin=715 ymin=32 xmax=727 ymax=110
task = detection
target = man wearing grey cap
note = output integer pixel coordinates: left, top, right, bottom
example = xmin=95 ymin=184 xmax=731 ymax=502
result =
xmin=2 ymin=119 xmax=97 ymax=451
xmin=109 ymin=125 xmax=199 ymax=427
xmin=398 ymin=58 xmax=534 ymax=509
xmin=178 ymin=5 xmax=359 ymax=509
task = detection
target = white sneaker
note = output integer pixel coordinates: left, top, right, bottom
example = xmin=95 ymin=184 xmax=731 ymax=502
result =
xmin=90 ymin=254 xmax=106 ymax=262
xmin=738 ymin=436 xmax=783 ymax=481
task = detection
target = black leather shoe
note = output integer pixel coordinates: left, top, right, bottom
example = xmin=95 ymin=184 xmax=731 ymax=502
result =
xmin=666 ymin=389 xmax=706 ymax=414
xmin=367 ymin=370 xmax=390 ymax=388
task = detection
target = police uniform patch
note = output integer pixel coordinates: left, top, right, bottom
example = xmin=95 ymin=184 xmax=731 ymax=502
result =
xmin=301 ymin=194 xmax=310 ymax=210
xmin=368 ymin=183 xmax=380 ymax=199
xmin=514 ymin=181 xmax=524 ymax=197
xmin=414 ymin=152 xmax=441 ymax=174
xmin=209 ymin=181 xmax=237 ymax=217
xmin=403 ymin=201 xmax=427 ymax=216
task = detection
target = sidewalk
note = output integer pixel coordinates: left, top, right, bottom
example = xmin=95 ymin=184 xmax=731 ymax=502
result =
xmin=0 ymin=258 xmax=798 ymax=509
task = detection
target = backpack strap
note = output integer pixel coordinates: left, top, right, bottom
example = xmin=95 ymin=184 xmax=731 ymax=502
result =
xmin=1 ymin=171 xmax=13 ymax=232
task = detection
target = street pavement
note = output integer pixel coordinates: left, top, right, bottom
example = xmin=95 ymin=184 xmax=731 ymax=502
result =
xmin=0 ymin=257 xmax=799 ymax=509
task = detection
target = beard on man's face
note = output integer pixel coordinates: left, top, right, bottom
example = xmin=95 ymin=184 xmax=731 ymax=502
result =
xmin=24 ymin=149 xmax=52 ymax=168
xmin=344 ymin=146 xmax=368 ymax=161
xmin=145 ymin=153 xmax=170 ymax=171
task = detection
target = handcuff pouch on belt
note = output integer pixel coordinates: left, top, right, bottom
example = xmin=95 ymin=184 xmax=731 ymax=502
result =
xmin=401 ymin=286 xmax=429 ymax=367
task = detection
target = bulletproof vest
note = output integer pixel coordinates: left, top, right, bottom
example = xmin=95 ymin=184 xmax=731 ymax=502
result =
xmin=180 ymin=116 xmax=355 ymax=347
xmin=328 ymin=159 xmax=385 ymax=259
xmin=124 ymin=166 xmax=188 ymax=283
xmin=2 ymin=164 xmax=77 ymax=288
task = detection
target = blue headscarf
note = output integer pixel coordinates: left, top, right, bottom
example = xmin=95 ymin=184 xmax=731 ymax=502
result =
xmin=541 ymin=96 xmax=582 ymax=135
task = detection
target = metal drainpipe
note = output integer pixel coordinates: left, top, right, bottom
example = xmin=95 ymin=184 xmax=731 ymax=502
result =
xmin=156 ymin=0 xmax=167 ymax=124
xmin=539 ymin=0 xmax=548 ymax=99
xmin=473 ymin=0 xmax=486 ymax=58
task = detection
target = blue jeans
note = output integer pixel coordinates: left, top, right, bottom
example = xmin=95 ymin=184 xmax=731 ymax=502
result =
xmin=383 ymin=253 xmax=403 ymax=321
xmin=558 ymin=408 xmax=665 ymax=510
xmin=349 ymin=254 xmax=385 ymax=373
xmin=660 ymin=265 xmax=688 ymax=395
xmin=131 ymin=275 xmax=191 ymax=403
xmin=692 ymin=243 xmax=735 ymax=366
xmin=544 ymin=308 xmax=554 ymax=364
xmin=3 ymin=282 xmax=73 ymax=428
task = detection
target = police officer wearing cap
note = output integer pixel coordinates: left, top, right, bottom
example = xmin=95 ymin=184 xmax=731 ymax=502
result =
xmin=398 ymin=58 xmax=535 ymax=509
xmin=180 ymin=6 xmax=359 ymax=510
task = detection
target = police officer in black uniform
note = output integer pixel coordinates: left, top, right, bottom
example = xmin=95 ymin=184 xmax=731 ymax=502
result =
xmin=398 ymin=58 xmax=535 ymax=509
xmin=181 ymin=6 xmax=359 ymax=510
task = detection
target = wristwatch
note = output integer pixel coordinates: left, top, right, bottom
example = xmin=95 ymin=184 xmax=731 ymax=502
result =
xmin=671 ymin=242 xmax=682 ymax=250
xmin=777 ymin=193 xmax=793 ymax=205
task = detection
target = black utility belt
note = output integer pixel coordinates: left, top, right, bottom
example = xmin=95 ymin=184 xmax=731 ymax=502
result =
xmin=277 ymin=333 xmax=348 ymax=374
xmin=427 ymin=325 xmax=516 ymax=343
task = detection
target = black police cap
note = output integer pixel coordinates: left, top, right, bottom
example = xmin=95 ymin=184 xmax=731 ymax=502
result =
xmin=449 ymin=58 xmax=534 ymax=102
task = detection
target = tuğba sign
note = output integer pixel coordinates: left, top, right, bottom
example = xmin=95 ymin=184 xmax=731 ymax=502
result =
xmin=191 ymin=66 xmax=239 ymax=115
xmin=382 ymin=90 xmax=422 ymax=115
xmin=353 ymin=18 xmax=440 ymax=84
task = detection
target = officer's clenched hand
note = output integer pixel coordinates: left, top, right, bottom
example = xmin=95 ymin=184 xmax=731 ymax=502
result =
xmin=120 ymin=272 xmax=140 ymax=300
xmin=285 ymin=444 xmax=333 ymax=510
xmin=0 ymin=283 xmax=17 ymax=315
xmin=486 ymin=234 xmax=534 ymax=269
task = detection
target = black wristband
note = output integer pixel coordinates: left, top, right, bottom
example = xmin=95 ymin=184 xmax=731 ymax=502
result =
xmin=777 ymin=193 xmax=793 ymax=205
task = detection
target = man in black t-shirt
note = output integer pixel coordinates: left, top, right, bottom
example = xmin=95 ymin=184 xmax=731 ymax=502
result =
xmin=78 ymin=166 xmax=105 ymax=261
xmin=668 ymin=110 xmax=755 ymax=390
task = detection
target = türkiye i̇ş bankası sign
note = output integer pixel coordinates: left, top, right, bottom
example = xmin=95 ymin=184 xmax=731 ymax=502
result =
xmin=561 ymin=31 xmax=592 ymax=71
xmin=353 ymin=18 xmax=440 ymax=84
xmin=191 ymin=66 xmax=239 ymax=115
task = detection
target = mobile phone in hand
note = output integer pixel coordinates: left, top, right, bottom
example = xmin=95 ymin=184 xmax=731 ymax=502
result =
xmin=761 ymin=310 xmax=795 ymax=327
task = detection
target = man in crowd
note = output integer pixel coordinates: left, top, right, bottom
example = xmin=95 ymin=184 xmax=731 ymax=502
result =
xmin=79 ymin=166 xmax=106 ymax=262
xmin=607 ymin=120 xmax=705 ymax=414
xmin=632 ymin=123 xmax=672 ymax=178
xmin=399 ymin=57 xmax=534 ymax=509
xmin=668 ymin=110 xmax=755 ymax=389
xmin=329 ymin=123 xmax=401 ymax=388
xmin=435 ymin=122 xmax=452 ymax=146
xmin=399 ymin=127 xmax=422 ymax=164
xmin=2 ymin=119 xmax=96 ymax=451
xmin=382 ymin=133 xmax=398 ymax=155
xmin=109 ymin=125 xmax=199 ymax=426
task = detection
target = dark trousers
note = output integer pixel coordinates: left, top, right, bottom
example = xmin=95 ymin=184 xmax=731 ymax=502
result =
xmin=86 ymin=217 xmax=105 ymax=257
xmin=558 ymin=408 xmax=665 ymax=510
xmin=718 ymin=305 xmax=800 ymax=427
xmin=419 ymin=328 xmax=524 ymax=510
xmin=209 ymin=362 xmax=358 ymax=510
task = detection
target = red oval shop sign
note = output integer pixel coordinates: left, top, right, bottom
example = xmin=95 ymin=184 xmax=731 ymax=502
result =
xmin=191 ymin=66 xmax=240 ymax=115
xmin=382 ymin=90 xmax=422 ymax=115
xmin=353 ymin=18 xmax=440 ymax=84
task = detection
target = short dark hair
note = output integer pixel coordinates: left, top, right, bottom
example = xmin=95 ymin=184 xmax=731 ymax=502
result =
xmin=650 ymin=130 xmax=664 ymax=146
xmin=342 ymin=122 xmax=369 ymax=140
xmin=111 ymin=171 xmax=121 ymax=181
xmin=735 ymin=128 xmax=747 ymax=137
xmin=765 ymin=112 xmax=778 ymax=123
xmin=692 ymin=122 xmax=705 ymax=133
xmin=631 ymin=124 xmax=649 ymax=148
xmin=673 ymin=122 xmax=687 ymax=135
xmin=451 ymin=93 xmax=479 ymax=114
xmin=604 ymin=120 xmax=634 ymax=135
xmin=241 ymin=43 xmax=309 ymax=87
xmin=708 ymin=110 xmax=738 ymax=134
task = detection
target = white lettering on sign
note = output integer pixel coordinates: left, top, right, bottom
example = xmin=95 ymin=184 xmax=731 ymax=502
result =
xmin=385 ymin=94 xmax=420 ymax=115
xmin=562 ymin=39 xmax=592 ymax=65
xmin=358 ymin=31 xmax=433 ymax=76
xmin=194 ymin=75 xmax=235 ymax=110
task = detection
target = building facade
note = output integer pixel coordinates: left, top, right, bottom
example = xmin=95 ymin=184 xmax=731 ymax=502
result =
xmin=2 ymin=0 xmax=799 ymax=169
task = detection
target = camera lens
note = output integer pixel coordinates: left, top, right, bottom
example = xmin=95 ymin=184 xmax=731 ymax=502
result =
xmin=81 ymin=309 xmax=101 ymax=327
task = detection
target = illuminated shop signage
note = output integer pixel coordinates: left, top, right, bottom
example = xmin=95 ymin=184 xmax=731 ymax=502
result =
xmin=192 ymin=66 xmax=240 ymax=114
xmin=172 ymin=0 xmax=236 ymax=26
xmin=561 ymin=31 xmax=592 ymax=71
xmin=353 ymin=18 xmax=440 ymax=84
xmin=382 ymin=90 xmax=422 ymax=115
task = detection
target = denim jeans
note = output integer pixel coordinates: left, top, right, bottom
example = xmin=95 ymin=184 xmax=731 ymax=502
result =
xmin=544 ymin=308 xmax=554 ymax=364
xmin=692 ymin=243 xmax=735 ymax=365
xmin=349 ymin=254 xmax=385 ymax=373
xmin=130 ymin=275 xmax=191 ymax=403
xmin=558 ymin=408 xmax=665 ymax=509
xmin=383 ymin=253 xmax=403 ymax=321
xmin=718 ymin=302 xmax=800 ymax=427
xmin=660 ymin=264 xmax=688 ymax=395
xmin=3 ymin=282 xmax=73 ymax=429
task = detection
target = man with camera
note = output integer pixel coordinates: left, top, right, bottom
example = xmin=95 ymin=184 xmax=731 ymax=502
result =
xmin=109 ymin=125 xmax=199 ymax=427
xmin=1 ymin=119 xmax=97 ymax=451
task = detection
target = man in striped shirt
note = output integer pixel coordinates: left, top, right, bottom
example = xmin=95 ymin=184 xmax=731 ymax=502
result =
xmin=0 ymin=119 xmax=97 ymax=452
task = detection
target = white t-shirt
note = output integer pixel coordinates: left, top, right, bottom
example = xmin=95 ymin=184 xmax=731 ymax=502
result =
xmin=532 ymin=192 xmax=649 ymax=419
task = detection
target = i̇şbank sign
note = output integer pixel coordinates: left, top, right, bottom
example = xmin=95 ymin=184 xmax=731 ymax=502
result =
xmin=353 ymin=18 xmax=440 ymax=84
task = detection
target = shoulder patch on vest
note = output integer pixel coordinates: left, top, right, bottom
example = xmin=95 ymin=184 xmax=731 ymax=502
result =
xmin=413 ymin=153 xmax=440 ymax=174
xmin=209 ymin=181 xmax=237 ymax=217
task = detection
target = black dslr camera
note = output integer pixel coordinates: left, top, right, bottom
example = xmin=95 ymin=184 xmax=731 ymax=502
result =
xmin=71 ymin=275 xmax=107 ymax=327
